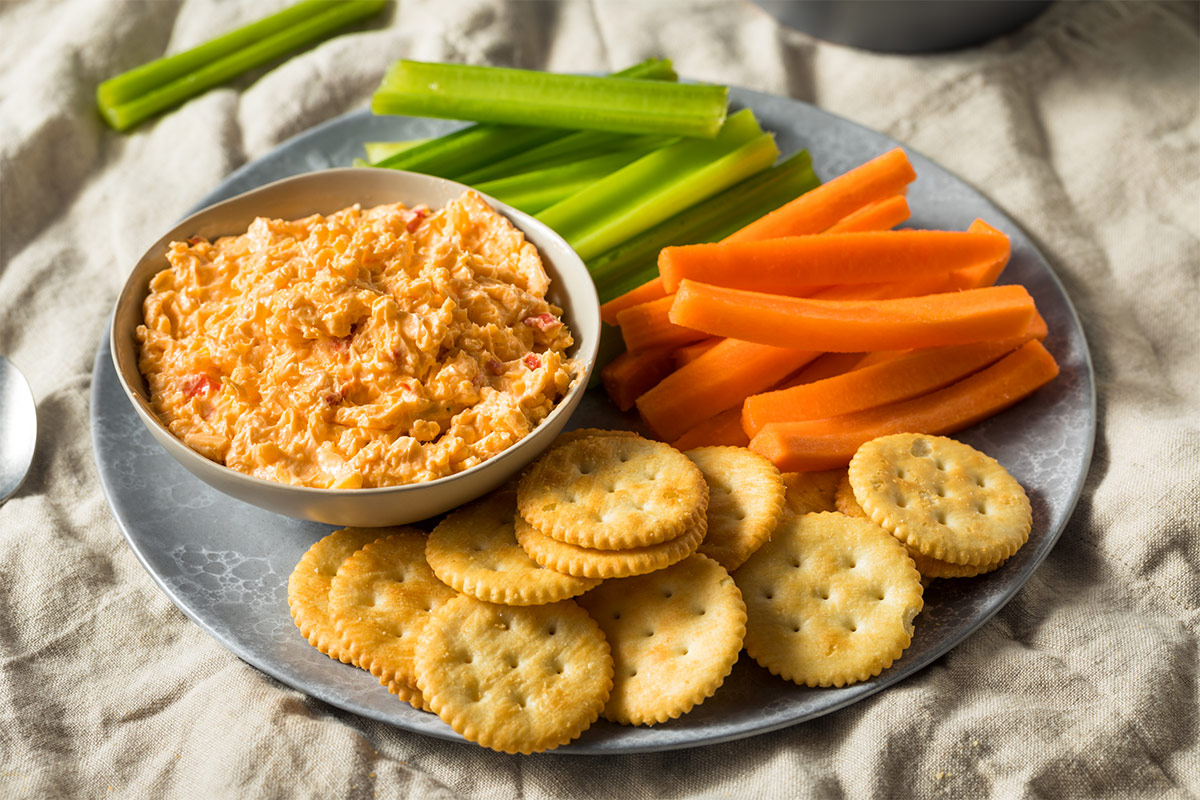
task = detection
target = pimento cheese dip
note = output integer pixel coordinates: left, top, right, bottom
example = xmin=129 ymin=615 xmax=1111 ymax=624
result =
xmin=136 ymin=191 xmax=576 ymax=489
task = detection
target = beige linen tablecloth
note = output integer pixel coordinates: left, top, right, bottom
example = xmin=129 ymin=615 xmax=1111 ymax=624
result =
xmin=1 ymin=0 xmax=1197 ymax=797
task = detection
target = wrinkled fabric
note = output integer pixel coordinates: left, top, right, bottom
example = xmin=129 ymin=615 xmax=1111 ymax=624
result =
xmin=0 ymin=1 xmax=1197 ymax=797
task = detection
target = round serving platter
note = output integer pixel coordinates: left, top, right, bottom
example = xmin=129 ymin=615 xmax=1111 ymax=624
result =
xmin=90 ymin=86 xmax=1095 ymax=754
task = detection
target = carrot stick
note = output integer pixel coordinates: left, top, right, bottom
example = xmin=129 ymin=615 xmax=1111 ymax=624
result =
xmin=946 ymin=219 xmax=1010 ymax=290
xmin=807 ymin=273 xmax=950 ymax=302
xmin=616 ymin=294 xmax=708 ymax=353
xmin=723 ymin=148 xmax=916 ymax=243
xmin=748 ymin=339 xmax=1060 ymax=471
xmin=600 ymin=347 xmax=676 ymax=412
xmin=741 ymin=334 xmax=1035 ymax=437
xmin=603 ymin=152 xmax=921 ymax=327
xmin=671 ymin=407 xmax=750 ymax=450
xmin=673 ymin=337 xmax=721 ymax=369
xmin=824 ymin=194 xmax=910 ymax=233
xmin=669 ymin=280 xmax=1037 ymax=352
xmin=658 ymin=230 xmax=1008 ymax=294
xmin=636 ymin=339 xmax=818 ymax=441
xmin=781 ymin=352 xmax=868 ymax=386
xmin=600 ymin=277 xmax=668 ymax=326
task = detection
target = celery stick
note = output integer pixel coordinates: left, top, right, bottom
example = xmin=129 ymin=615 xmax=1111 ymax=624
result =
xmin=98 ymin=0 xmax=343 ymax=108
xmin=99 ymin=0 xmax=387 ymax=131
xmin=370 ymin=58 xmax=676 ymax=179
xmin=458 ymin=132 xmax=674 ymax=184
xmin=373 ymin=61 xmax=728 ymax=138
xmin=536 ymin=109 xmax=778 ymax=261
xmin=363 ymin=139 xmax=431 ymax=163
xmin=589 ymin=150 xmax=820 ymax=301
xmin=537 ymin=110 xmax=765 ymax=244
xmin=474 ymin=146 xmax=663 ymax=215
xmin=373 ymin=125 xmax=558 ymax=178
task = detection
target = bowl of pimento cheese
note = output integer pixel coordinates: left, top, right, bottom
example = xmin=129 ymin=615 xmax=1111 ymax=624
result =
xmin=110 ymin=168 xmax=600 ymax=526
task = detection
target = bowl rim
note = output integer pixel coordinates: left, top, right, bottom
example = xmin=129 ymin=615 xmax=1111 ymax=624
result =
xmin=109 ymin=167 xmax=601 ymax=498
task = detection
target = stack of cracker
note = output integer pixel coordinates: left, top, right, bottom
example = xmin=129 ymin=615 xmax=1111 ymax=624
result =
xmin=285 ymin=428 xmax=1031 ymax=753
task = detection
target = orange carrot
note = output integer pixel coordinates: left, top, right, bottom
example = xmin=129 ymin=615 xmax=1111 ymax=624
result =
xmin=808 ymin=272 xmax=951 ymax=301
xmin=673 ymin=337 xmax=721 ymax=369
xmin=946 ymin=219 xmax=1010 ymax=290
xmin=824 ymin=194 xmax=910 ymax=233
xmin=781 ymin=352 xmax=868 ymax=386
xmin=658 ymin=230 xmax=1008 ymax=294
xmin=724 ymin=148 xmax=916 ymax=243
xmin=600 ymin=347 xmax=676 ymax=412
xmin=603 ymin=152 xmax=921 ymax=328
xmin=741 ymin=334 xmax=1035 ymax=437
xmin=671 ymin=407 xmax=750 ymax=450
xmin=748 ymin=340 xmax=1060 ymax=471
xmin=636 ymin=339 xmax=818 ymax=442
xmin=669 ymin=280 xmax=1037 ymax=352
xmin=600 ymin=277 xmax=668 ymax=327
xmin=616 ymin=295 xmax=708 ymax=353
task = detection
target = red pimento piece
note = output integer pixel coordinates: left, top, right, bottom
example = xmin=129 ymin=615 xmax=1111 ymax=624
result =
xmin=522 ymin=313 xmax=562 ymax=333
xmin=182 ymin=374 xmax=220 ymax=399
xmin=406 ymin=209 xmax=427 ymax=233
xmin=186 ymin=236 xmax=204 ymax=246
xmin=323 ymin=392 xmax=342 ymax=406
xmin=486 ymin=359 xmax=506 ymax=376
xmin=523 ymin=354 xmax=542 ymax=370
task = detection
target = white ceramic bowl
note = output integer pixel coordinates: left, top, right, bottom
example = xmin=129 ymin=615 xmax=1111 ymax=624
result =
xmin=110 ymin=168 xmax=600 ymax=526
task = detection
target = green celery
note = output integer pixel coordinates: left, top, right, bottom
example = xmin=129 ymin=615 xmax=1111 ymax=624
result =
xmin=98 ymin=0 xmax=386 ymax=131
xmin=98 ymin=0 xmax=343 ymax=107
xmin=372 ymin=61 xmax=727 ymax=138
xmin=474 ymin=146 xmax=663 ymax=215
xmin=458 ymin=132 xmax=674 ymax=184
xmin=371 ymin=58 xmax=676 ymax=179
xmin=536 ymin=109 xmax=779 ymax=261
xmin=373 ymin=125 xmax=559 ymax=179
xmin=363 ymin=139 xmax=431 ymax=163
xmin=589 ymin=150 xmax=820 ymax=302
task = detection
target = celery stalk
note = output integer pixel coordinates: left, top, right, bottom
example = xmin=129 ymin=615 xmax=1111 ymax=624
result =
xmin=373 ymin=125 xmax=560 ymax=178
xmin=98 ymin=0 xmax=387 ymax=131
xmin=373 ymin=61 xmax=727 ymax=138
xmin=98 ymin=0 xmax=344 ymax=107
xmin=363 ymin=139 xmax=431 ymax=163
xmin=589 ymin=150 xmax=820 ymax=302
xmin=370 ymin=58 xmax=676 ymax=179
xmin=458 ymin=132 xmax=674 ymax=184
xmin=536 ymin=109 xmax=778 ymax=261
xmin=474 ymin=146 xmax=663 ymax=214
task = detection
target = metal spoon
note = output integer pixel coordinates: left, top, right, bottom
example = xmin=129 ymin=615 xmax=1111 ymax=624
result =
xmin=0 ymin=355 xmax=37 ymax=504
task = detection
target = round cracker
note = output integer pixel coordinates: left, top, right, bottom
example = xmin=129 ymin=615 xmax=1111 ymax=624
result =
xmin=514 ymin=514 xmax=704 ymax=579
xmin=518 ymin=436 xmax=708 ymax=550
xmin=578 ymin=554 xmax=746 ymax=726
xmin=552 ymin=428 xmax=640 ymax=446
xmin=426 ymin=488 xmax=600 ymax=606
xmin=848 ymin=434 xmax=1032 ymax=566
xmin=328 ymin=531 xmax=458 ymax=688
xmin=381 ymin=676 xmax=429 ymax=712
xmin=685 ymin=446 xmax=786 ymax=572
xmin=837 ymin=472 xmax=1007 ymax=579
xmin=781 ymin=469 xmax=844 ymax=516
xmin=415 ymin=595 xmax=612 ymax=754
xmin=287 ymin=526 xmax=389 ymax=663
xmin=735 ymin=512 xmax=924 ymax=688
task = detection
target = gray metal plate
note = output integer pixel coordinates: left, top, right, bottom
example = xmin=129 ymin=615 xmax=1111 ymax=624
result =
xmin=90 ymin=87 xmax=1095 ymax=754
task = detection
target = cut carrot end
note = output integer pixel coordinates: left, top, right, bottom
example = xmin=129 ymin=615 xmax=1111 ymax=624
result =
xmin=600 ymin=276 xmax=668 ymax=327
xmin=600 ymin=347 xmax=676 ymax=412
